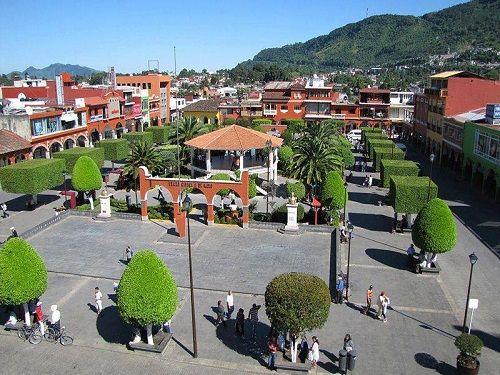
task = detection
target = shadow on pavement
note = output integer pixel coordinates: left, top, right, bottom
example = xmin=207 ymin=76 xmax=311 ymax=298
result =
xmin=348 ymin=192 xmax=377 ymax=205
xmin=414 ymin=352 xmax=455 ymax=375
xmin=349 ymin=213 xmax=393 ymax=232
xmin=390 ymin=307 xmax=456 ymax=339
xmin=2 ymin=194 xmax=61 ymax=212
xmin=365 ymin=248 xmax=407 ymax=270
xmin=318 ymin=348 xmax=340 ymax=373
xmin=96 ymin=305 xmax=135 ymax=345
xmin=452 ymin=325 xmax=500 ymax=353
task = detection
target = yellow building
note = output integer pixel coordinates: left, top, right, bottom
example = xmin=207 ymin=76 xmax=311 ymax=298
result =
xmin=182 ymin=99 xmax=221 ymax=125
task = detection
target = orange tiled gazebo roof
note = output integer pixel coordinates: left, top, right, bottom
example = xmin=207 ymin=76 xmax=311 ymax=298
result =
xmin=184 ymin=125 xmax=283 ymax=151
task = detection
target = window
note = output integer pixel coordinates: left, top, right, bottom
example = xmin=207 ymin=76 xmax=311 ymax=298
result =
xmin=294 ymin=105 xmax=301 ymax=111
xmin=148 ymin=83 xmax=152 ymax=89
xmin=281 ymin=105 xmax=288 ymax=112
xmin=142 ymin=83 xmax=146 ymax=89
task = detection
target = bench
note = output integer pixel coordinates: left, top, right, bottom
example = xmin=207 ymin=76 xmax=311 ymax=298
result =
xmin=274 ymin=351 xmax=310 ymax=373
xmin=128 ymin=332 xmax=172 ymax=353
xmin=420 ymin=261 xmax=441 ymax=274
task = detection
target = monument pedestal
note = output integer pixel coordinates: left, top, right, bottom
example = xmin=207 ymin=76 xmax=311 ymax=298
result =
xmin=284 ymin=203 xmax=299 ymax=232
xmin=97 ymin=191 xmax=111 ymax=219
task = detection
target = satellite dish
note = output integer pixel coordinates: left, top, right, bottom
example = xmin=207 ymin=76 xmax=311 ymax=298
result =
xmin=25 ymin=106 xmax=33 ymax=116
xmin=18 ymin=93 xmax=26 ymax=100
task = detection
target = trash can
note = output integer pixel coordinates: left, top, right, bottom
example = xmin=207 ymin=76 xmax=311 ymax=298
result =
xmin=347 ymin=350 xmax=357 ymax=371
xmin=126 ymin=194 xmax=132 ymax=208
xmin=338 ymin=349 xmax=348 ymax=372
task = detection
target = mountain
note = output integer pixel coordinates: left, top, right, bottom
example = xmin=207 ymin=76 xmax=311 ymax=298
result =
xmin=248 ymin=0 xmax=500 ymax=69
xmin=10 ymin=63 xmax=98 ymax=79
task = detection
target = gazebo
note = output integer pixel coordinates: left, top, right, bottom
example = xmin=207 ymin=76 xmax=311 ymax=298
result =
xmin=185 ymin=125 xmax=283 ymax=180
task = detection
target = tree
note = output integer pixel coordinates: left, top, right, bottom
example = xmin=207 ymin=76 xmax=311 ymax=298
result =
xmin=123 ymin=142 xmax=163 ymax=195
xmin=169 ymin=117 xmax=211 ymax=162
xmin=278 ymin=146 xmax=294 ymax=175
xmin=412 ymin=198 xmax=457 ymax=260
xmin=321 ymin=171 xmax=347 ymax=210
xmin=0 ymin=238 xmax=48 ymax=326
xmin=265 ymin=273 xmax=330 ymax=362
xmin=72 ymin=156 xmax=103 ymax=210
xmin=117 ymin=250 xmax=178 ymax=345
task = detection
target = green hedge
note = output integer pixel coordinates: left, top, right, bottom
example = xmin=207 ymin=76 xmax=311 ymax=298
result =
xmin=145 ymin=126 xmax=170 ymax=144
xmin=223 ymin=118 xmax=236 ymax=126
xmin=366 ymin=138 xmax=394 ymax=159
xmin=252 ymin=124 xmax=266 ymax=133
xmin=381 ymin=160 xmax=420 ymax=188
xmin=361 ymin=127 xmax=383 ymax=143
xmin=72 ymin=156 xmax=103 ymax=192
xmin=123 ymin=131 xmax=153 ymax=145
xmin=321 ymin=171 xmax=347 ymax=209
xmin=95 ymin=139 xmax=129 ymax=161
xmin=249 ymin=178 xmax=257 ymax=198
xmin=389 ymin=176 xmax=438 ymax=213
xmin=0 ymin=159 xmax=65 ymax=195
xmin=281 ymin=119 xmax=305 ymax=133
xmin=252 ymin=118 xmax=272 ymax=126
xmin=278 ymin=145 xmax=294 ymax=174
xmin=286 ymin=181 xmax=306 ymax=201
xmin=265 ymin=273 xmax=330 ymax=334
xmin=117 ymin=250 xmax=178 ymax=327
xmin=272 ymin=203 xmax=305 ymax=223
xmin=0 ymin=238 xmax=48 ymax=306
xmin=53 ymin=147 xmax=104 ymax=171
xmin=412 ymin=198 xmax=457 ymax=254
xmin=210 ymin=173 xmax=231 ymax=196
xmin=373 ymin=146 xmax=405 ymax=172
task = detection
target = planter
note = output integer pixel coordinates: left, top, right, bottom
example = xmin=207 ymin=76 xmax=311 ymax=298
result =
xmin=457 ymin=357 xmax=480 ymax=375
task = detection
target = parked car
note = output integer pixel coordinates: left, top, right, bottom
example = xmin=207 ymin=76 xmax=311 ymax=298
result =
xmin=346 ymin=129 xmax=361 ymax=142
xmin=395 ymin=143 xmax=407 ymax=153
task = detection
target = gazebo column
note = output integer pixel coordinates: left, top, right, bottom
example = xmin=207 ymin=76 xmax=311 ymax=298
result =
xmin=206 ymin=150 xmax=211 ymax=173
xmin=207 ymin=204 xmax=214 ymax=225
xmin=268 ymin=149 xmax=274 ymax=181
xmin=239 ymin=153 xmax=244 ymax=177
xmin=190 ymin=149 xmax=195 ymax=178
xmin=273 ymin=148 xmax=278 ymax=180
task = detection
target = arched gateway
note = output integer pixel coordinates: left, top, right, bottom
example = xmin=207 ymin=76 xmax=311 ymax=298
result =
xmin=139 ymin=166 xmax=250 ymax=238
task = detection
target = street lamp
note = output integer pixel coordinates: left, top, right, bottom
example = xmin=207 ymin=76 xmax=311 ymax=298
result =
xmin=343 ymin=182 xmax=348 ymax=222
xmin=265 ymin=139 xmax=272 ymax=216
xmin=462 ymin=253 xmax=478 ymax=333
xmin=182 ymin=197 xmax=198 ymax=357
xmin=62 ymin=170 xmax=68 ymax=209
xmin=346 ymin=223 xmax=354 ymax=302
xmin=427 ymin=153 xmax=435 ymax=202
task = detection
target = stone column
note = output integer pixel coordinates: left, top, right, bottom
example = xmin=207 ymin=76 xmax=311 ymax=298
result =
xmin=239 ymin=153 xmax=244 ymax=177
xmin=207 ymin=204 xmax=214 ymax=225
xmin=242 ymin=205 xmax=249 ymax=228
xmin=112 ymin=130 xmax=117 ymax=139
xmin=206 ymin=150 xmax=211 ymax=173
xmin=140 ymin=199 xmax=148 ymax=221
xmin=273 ymin=148 xmax=279 ymax=180
xmin=97 ymin=189 xmax=112 ymax=218
xmin=268 ymin=149 xmax=274 ymax=181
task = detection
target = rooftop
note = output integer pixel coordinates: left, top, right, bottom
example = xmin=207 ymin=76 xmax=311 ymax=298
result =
xmin=430 ymin=71 xmax=483 ymax=79
xmin=0 ymin=129 xmax=31 ymax=155
xmin=360 ymin=87 xmax=391 ymax=94
xmin=183 ymin=99 xmax=221 ymax=112
xmin=185 ymin=125 xmax=283 ymax=151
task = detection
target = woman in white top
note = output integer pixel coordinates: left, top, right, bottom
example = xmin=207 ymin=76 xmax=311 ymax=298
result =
xmin=310 ymin=336 xmax=320 ymax=368
xmin=226 ymin=290 xmax=234 ymax=318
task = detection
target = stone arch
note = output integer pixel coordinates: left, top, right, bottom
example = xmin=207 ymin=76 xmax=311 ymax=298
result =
xmin=64 ymin=138 xmax=75 ymax=149
xmin=116 ymin=122 xmax=124 ymax=138
xmin=91 ymin=129 xmax=100 ymax=143
xmin=15 ymin=153 xmax=26 ymax=162
xmin=0 ymin=157 xmax=8 ymax=167
xmin=103 ymin=125 xmax=113 ymax=139
xmin=32 ymin=145 xmax=49 ymax=159
xmin=203 ymin=116 xmax=209 ymax=124
xmin=77 ymin=135 xmax=87 ymax=147
xmin=50 ymin=142 xmax=62 ymax=155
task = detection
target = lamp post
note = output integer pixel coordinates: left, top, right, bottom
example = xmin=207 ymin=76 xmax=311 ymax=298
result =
xmin=346 ymin=223 xmax=354 ymax=302
xmin=343 ymin=182 xmax=348 ymax=222
xmin=427 ymin=153 xmax=435 ymax=202
xmin=265 ymin=139 xmax=272 ymax=216
xmin=462 ymin=253 xmax=478 ymax=333
xmin=182 ymin=197 xmax=198 ymax=357
xmin=62 ymin=170 xmax=68 ymax=208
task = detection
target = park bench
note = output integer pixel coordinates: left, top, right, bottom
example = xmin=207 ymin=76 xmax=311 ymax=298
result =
xmin=420 ymin=261 xmax=441 ymax=274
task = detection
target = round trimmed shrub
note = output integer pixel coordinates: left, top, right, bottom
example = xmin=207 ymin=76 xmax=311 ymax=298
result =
xmin=72 ymin=156 xmax=102 ymax=192
xmin=272 ymin=203 xmax=305 ymax=223
xmin=286 ymin=181 xmax=306 ymax=201
xmin=117 ymin=250 xmax=178 ymax=327
xmin=265 ymin=272 xmax=330 ymax=334
xmin=412 ymin=198 xmax=457 ymax=254
xmin=455 ymin=333 xmax=483 ymax=368
xmin=0 ymin=238 xmax=48 ymax=306
xmin=321 ymin=171 xmax=347 ymax=209
xmin=278 ymin=146 xmax=294 ymax=174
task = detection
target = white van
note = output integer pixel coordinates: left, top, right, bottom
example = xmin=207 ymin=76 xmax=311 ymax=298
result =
xmin=346 ymin=129 xmax=361 ymax=142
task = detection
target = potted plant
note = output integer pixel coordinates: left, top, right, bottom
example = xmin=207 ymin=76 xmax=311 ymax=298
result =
xmin=455 ymin=333 xmax=483 ymax=375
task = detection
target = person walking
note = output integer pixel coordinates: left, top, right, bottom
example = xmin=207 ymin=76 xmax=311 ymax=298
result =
xmin=1 ymin=203 xmax=8 ymax=218
xmin=34 ymin=301 xmax=45 ymax=336
xmin=95 ymin=287 xmax=103 ymax=315
xmin=343 ymin=334 xmax=354 ymax=352
xmin=226 ymin=290 xmax=234 ymax=319
xmin=406 ymin=244 xmax=416 ymax=267
xmin=336 ymin=276 xmax=345 ymax=304
xmin=363 ymin=175 xmax=369 ymax=187
xmin=267 ymin=336 xmax=278 ymax=370
xmin=298 ymin=336 xmax=309 ymax=363
xmin=157 ymin=186 xmax=165 ymax=201
xmin=361 ymin=161 xmax=366 ymax=173
xmin=10 ymin=227 xmax=18 ymax=238
xmin=235 ymin=308 xmax=245 ymax=337
xmin=310 ymin=336 xmax=320 ymax=368
xmin=376 ymin=292 xmax=390 ymax=322
xmin=362 ymin=285 xmax=374 ymax=315
xmin=216 ymin=300 xmax=227 ymax=327
xmin=248 ymin=303 xmax=261 ymax=340
xmin=368 ymin=175 xmax=373 ymax=188
xmin=125 ymin=246 xmax=133 ymax=264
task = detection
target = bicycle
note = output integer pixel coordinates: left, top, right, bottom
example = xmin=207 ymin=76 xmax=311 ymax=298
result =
xmin=17 ymin=323 xmax=43 ymax=345
xmin=44 ymin=326 xmax=73 ymax=346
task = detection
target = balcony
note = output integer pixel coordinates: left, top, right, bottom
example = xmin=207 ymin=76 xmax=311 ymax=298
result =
xmin=240 ymin=110 xmax=263 ymax=117
xmin=424 ymin=88 xmax=448 ymax=97
xmin=263 ymin=109 xmax=277 ymax=116
xmin=332 ymin=113 xmax=346 ymax=120
xmin=304 ymin=110 xmax=332 ymax=119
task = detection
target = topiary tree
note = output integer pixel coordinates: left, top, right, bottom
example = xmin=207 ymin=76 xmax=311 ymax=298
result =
xmin=321 ymin=171 xmax=347 ymax=210
xmin=95 ymin=139 xmax=129 ymax=166
xmin=117 ymin=250 xmax=178 ymax=345
xmin=72 ymin=156 xmax=103 ymax=210
xmin=278 ymin=146 xmax=294 ymax=175
xmin=286 ymin=181 xmax=306 ymax=201
xmin=412 ymin=198 xmax=457 ymax=263
xmin=455 ymin=333 xmax=483 ymax=370
xmin=265 ymin=272 xmax=330 ymax=362
xmin=389 ymin=176 xmax=438 ymax=214
xmin=0 ymin=238 xmax=48 ymax=326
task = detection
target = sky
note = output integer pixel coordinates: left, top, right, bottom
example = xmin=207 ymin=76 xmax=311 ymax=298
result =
xmin=0 ymin=0 xmax=468 ymax=74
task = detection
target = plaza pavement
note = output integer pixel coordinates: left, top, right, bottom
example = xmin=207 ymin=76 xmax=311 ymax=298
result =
xmin=0 ymin=156 xmax=498 ymax=374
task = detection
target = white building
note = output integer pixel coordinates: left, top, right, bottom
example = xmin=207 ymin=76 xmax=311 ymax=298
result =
xmin=217 ymin=87 xmax=237 ymax=98
xmin=389 ymin=91 xmax=414 ymax=123
xmin=170 ymin=97 xmax=186 ymax=121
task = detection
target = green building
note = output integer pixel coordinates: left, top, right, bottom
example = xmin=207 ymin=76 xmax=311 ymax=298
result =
xmin=462 ymin=122 xmax=500 ymax=200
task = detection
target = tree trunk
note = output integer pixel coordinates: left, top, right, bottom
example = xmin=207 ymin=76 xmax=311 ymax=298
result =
xmin=131 ymin=328 xmax=141 ymax=344
xmin=291 ymin=337 xmax=298 ymax=363
xmin=31 ymin=194 xmax=38 ymax=206
xmin=88 ymin=193 xmax=94 ymax=210
xmin=23 ymin=303 xmax=31 ymax=327
xmin=146 ymin=324 xmax=154 ymax=345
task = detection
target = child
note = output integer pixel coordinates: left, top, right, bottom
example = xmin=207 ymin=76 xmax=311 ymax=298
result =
xmin=95 ymin=287 xmax=103 ymax=315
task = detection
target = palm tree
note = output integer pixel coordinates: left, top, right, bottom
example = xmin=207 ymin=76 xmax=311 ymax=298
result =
xmin=170 ymin=117 xmax=212 ymax=163
xmin=290 ymin=121 xmax=344 ymax=185
xmin=122 ymin=141 xmax=163 ymax=194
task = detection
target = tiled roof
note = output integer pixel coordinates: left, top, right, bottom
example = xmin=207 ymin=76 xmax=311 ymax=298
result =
xmin=183 ymin=99 xmax=221 ymax=112
xmin=360 ymin=88 xmax=391 ymax=94
xmin=262 ymin=92 xmax=289 ymax=101
xmin=0 ymin=129 xmax=31 ymax=155
xmin=264 ymin=81 xmax=292 ymax=90
xmin=84 ymin=96 xmax=108 ymax=106
xmin=185 ymin=125 xmax=283 ymax=151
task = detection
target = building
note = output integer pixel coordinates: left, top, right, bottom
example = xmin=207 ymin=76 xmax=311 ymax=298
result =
xmin=261 ymin=81 xmax=305 ymax=125
xmin=303 ymin=76 xmax=338 ymax=123
xmin=358 ymin=88 xmax=391 ymax=128
xmin=0 ymin=129 xmax=32 ymax=166
xmin=420 ymin=71 xmax=500 ymax=160
xmin=217 ymin=87 xmax=237 ymax=98
xmin=389 ymin=91 xmax=414 ymax=137
xmin=182 ymin=99 xmax=221 ymax=125
xmin=170 ymin=97 xmax=186 ymax=121
xmin=116 ymin=74 xmax=171 ymax=125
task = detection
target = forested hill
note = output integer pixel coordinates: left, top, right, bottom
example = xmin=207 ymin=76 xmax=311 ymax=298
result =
xmin=250 ymin=0 xmax=500 ymax=69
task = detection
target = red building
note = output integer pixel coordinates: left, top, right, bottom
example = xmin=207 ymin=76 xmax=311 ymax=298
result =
xmin=303 ymin=77 xmax=338 ymax=123
xmin=262 ymin=81 xmax=305 ymax=126
xmin=358 ymin=88 xmax=391 ymax=129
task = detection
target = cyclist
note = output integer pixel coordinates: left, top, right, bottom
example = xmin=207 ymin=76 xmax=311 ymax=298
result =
xmin=48 ymin=305 xmax=61 ymax=334
xmin=34 ymin=301 xmax=45 ymax=335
